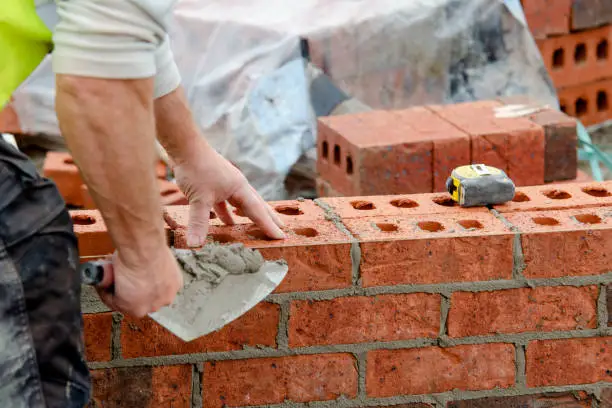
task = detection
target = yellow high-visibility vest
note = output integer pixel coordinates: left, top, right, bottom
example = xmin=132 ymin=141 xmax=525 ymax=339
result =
xmin=0 ymin=0 xmax=53 ymax=108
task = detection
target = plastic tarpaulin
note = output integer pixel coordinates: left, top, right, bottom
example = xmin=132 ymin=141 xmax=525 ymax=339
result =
xmin=6 ymin=0 xmax=557 ymax=200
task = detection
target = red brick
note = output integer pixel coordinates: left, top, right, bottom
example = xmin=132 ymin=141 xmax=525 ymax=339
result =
xmin=522 ymin=0 xmax=571 ymax=39
xmin=367 ymin=344 xmax=515 ymax=397
xmin=70 ymin=210 xmax=115 ymax=257
xmin=558 ymin=78 xmax=612 ymax=126
xmin=494 ymin=181 xmax=612 ymax=213
xmin=288 ymin=294 xmax=440 ymax=347
xmin=343 ymin=213 xmax=514 ymax=286
xmin=203 ymin=354 xmax=358 ymax=407
xmin=497 ymin=95 xmax=577 ymax=182
xmin=537 ymin=26 xmax=612 ymax=89
xmin=502 ymin=208 xmax=612 ymax=278
xmin=88 ymin=365 xmax=191 ymax=408
xmin=428 ymin=101 xmax=545 ymax=186
xmin=43 ymin=152 xmax=83 ymax=206
xmin=572 ymin=0 xmax=612 ymax=30
xmin=170 ymin=218 xmax=353 ymax=293
xmin=121 ymin=302 xmax=279 ymax=358
xmin=447 ymin=391 xmax=593 ymax=408
xmin=83 ymin=313 xmax=113 ymax=362
xmin=317 ymin=110 xmax=434 ymax=196
xmin=318 ymin=193 xmax=488 ymax=220
xmin=448 ymin=286 xmax=598 ymax=337
xmin=526 ymin=337 xmax=612 ymax=387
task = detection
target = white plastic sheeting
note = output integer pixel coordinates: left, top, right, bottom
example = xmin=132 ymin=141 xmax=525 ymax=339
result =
xmin=8 ymin=0 xmax=556 ymax=200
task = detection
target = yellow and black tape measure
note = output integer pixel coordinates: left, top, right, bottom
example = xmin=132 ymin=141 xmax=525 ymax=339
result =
xmin=446 ymin=164 xmax=515 ymax=207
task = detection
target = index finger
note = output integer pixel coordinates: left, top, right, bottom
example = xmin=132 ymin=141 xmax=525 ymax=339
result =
xmin=229 ymin=186 xmax=285 ymax=240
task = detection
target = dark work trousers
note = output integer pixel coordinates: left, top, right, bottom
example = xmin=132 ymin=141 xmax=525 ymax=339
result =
xmin=0 ymin=137 xmax=90 ymax=407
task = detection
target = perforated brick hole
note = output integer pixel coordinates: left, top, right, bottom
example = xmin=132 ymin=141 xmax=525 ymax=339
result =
xmin=275 ymin=204 xmax=303 ymax=216
xmin=417 ymin=221 xmax=444 ymax=232
xmin=457 ymin=220 xmax=484 ymax=230
xmin=575 ymin=98 xmax=588 ymax=117
xmin=376 ymin=223 xmax=399 ymax=233
xmin=597 ymin=91 xmax=609 ymax=112
xmin=209 ymin=211 xmax=217 ymax=220
xmin=512 ymin=191 xmax=530 ymax=202
xmin=574 ymin=214 xmax=602 ymax=224
xmin=351 ymin=200 xmax=375 ymax=210
xmin=597 ymin=39 xmax=609 ymax=60
xmin=246 ymin=227 xmax=278 ymax=241
xmin=552 ymin=48 xmax=564 ymax=68
xmin=532 ymin=216 xmax=560 ymax=226
xmin=64 ymin=157 xmax=75 ymax=165
xmin=432 ymin=196 xmax=457 ymax=207
xmin=333 ymin=145 xmax=341 ymax=165
xmin=161 ymin=188 xmax=176 ymax=197
xmin=574 ymin=43 xmax=587 ymax=64
xmin=346 ymin=156 xmax=353 ymax=175
xmin=582 ymin=186 xmax=611 ymax=197
xmin=321 ymin=141 xmax=329 ymax=159
xmin=72 ymin=214 xmax=96 ymax=225
xmin=390 ymin=198 xmax=419 ymax=208
xmin=209 ymin=233 xmax=235 ymax=243
xmin=293 ymin=227 xmax=318 ymax=237
xmin=543 ymin=189 xmax=572 ymax=200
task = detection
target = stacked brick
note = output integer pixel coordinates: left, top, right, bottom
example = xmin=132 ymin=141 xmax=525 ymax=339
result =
xmin=77 ymin=180 xmax=612 ymax=407
xmin=316 ymin=98 xmax=578 ymax=197
xmin=523 ymin=0 xmax=612 ymax=125
xmin=41 ymin=151 xmax=187 ymax=209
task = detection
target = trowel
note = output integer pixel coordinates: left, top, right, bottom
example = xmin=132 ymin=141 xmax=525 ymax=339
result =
xmin=80 ymin=244 xmax=288 ymax=342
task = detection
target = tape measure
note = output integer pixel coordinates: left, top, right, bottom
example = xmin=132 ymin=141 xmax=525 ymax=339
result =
xmin=446 ymin=164 xmax=515 ymax=207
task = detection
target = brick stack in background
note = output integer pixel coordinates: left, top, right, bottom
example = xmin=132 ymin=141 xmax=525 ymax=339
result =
xmin=523 ymin=0 xmax=612 ymax=125
xmin=316 ymin=97 xmax=581 ymax=197
xmin=77 ymin=180 xmax=612 ymax=407
xmin=41 ymin=151 xmax=187 ymax=209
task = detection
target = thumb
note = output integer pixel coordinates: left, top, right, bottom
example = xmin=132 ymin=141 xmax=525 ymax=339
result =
xmin=187 ymin=200 xmax=211 ymax=247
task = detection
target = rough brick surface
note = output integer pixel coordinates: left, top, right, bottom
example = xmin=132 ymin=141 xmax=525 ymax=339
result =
xmin=83 ymin=313 xmax=113 ymax=362
xmin=70 ymin=210 xmax=115 ymax=257
xmin=558 ymin=78 xmax=612 ymax=126
xmin=572 ymin=0 xmax=612 ymax=30
xmin=447 ymin=391 xmax=593 ymax=408
xmin=203 ymin=354 xmax=358 ymax=408
xmin=537 ymin=25 xmax=612 ymax=89
xmin=497 ymin=95 xmax=577 ymax=182
xmin=343 ymin=213 xmax=514 ymax=286
xmin=494 ymin=181 xmax=612 ymax=213
xmin=170 ymin=218 xmax=354 ymax=293
xmin=43 ymin=152 xmax=83 ymax=206
xmin=503 ymin=209 xmax=612 ymax=278
xmin=522 ymin=0 xmax=571 ymax=38
xmin=121 ymin=302 xmax=279 ymax=358
xmin=526 ymin=337 xmax=612 ymax=387
xmin=288 ymin=294 xmax=440 ymax=347
xmin=429 ymin=101 xmax=545 ymax=186
xmin=448 ymin=286 xmax=598 ymax=337
xmin=87 ymin=365 xmax=191 ymax=408
xmin=367 ymin=344 xmax=515 ymax=397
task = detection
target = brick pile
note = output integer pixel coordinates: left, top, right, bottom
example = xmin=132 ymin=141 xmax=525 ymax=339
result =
xmin=316 ymin=98 xmax=579 ymax=197
xmin=76 ymin=180 xmax=612 ymax=407
xmin=523 ymin=0 xmax=612 ymax=125
xmin=42 ymin=151 xmax=187 ymax=209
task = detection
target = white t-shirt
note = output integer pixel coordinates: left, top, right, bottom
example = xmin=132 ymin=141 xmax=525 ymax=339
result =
xmin=36 ymin=0 xmax=181 ymax=98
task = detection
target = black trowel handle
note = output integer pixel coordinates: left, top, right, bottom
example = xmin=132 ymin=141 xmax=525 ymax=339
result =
xmin=80 ymin=260 xmax=110 ymax=286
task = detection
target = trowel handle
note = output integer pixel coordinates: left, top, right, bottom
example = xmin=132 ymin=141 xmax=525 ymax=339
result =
xmin=80 ymin=260 xmax=110 ymax=286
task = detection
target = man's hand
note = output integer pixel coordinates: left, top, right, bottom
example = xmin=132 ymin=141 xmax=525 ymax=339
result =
xmin=96 ymin=247 xmax=183 ymax=317
xmin=174 ymin=145 xmax=285 ymax=247
xmin=154 ymin=87 xmax=285 ymax=247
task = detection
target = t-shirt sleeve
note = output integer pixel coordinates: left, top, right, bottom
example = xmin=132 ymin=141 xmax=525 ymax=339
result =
xmin=51 ymin=0 xmax=180 ymax=98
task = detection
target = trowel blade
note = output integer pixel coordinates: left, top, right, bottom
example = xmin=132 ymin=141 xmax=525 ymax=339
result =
xmin=148 ymin=260 xmax=288 ymax=342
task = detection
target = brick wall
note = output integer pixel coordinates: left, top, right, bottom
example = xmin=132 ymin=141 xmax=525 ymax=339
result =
xmin=79 ymin=180 xmax=612 ymax=407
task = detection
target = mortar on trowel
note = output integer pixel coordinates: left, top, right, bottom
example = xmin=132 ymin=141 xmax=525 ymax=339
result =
xmin=80 ymin=243 xmax=288 ymax=342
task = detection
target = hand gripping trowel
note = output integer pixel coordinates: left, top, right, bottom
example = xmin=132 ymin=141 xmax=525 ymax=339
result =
xmin=80 ymin=244 xmax=288 ymax=342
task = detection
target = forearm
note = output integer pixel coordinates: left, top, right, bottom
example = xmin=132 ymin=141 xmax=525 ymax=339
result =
xmin=55 ymin=75 xmax=166 ymax=267
xmin=154 ymin=86 xmax=211 ymax=165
